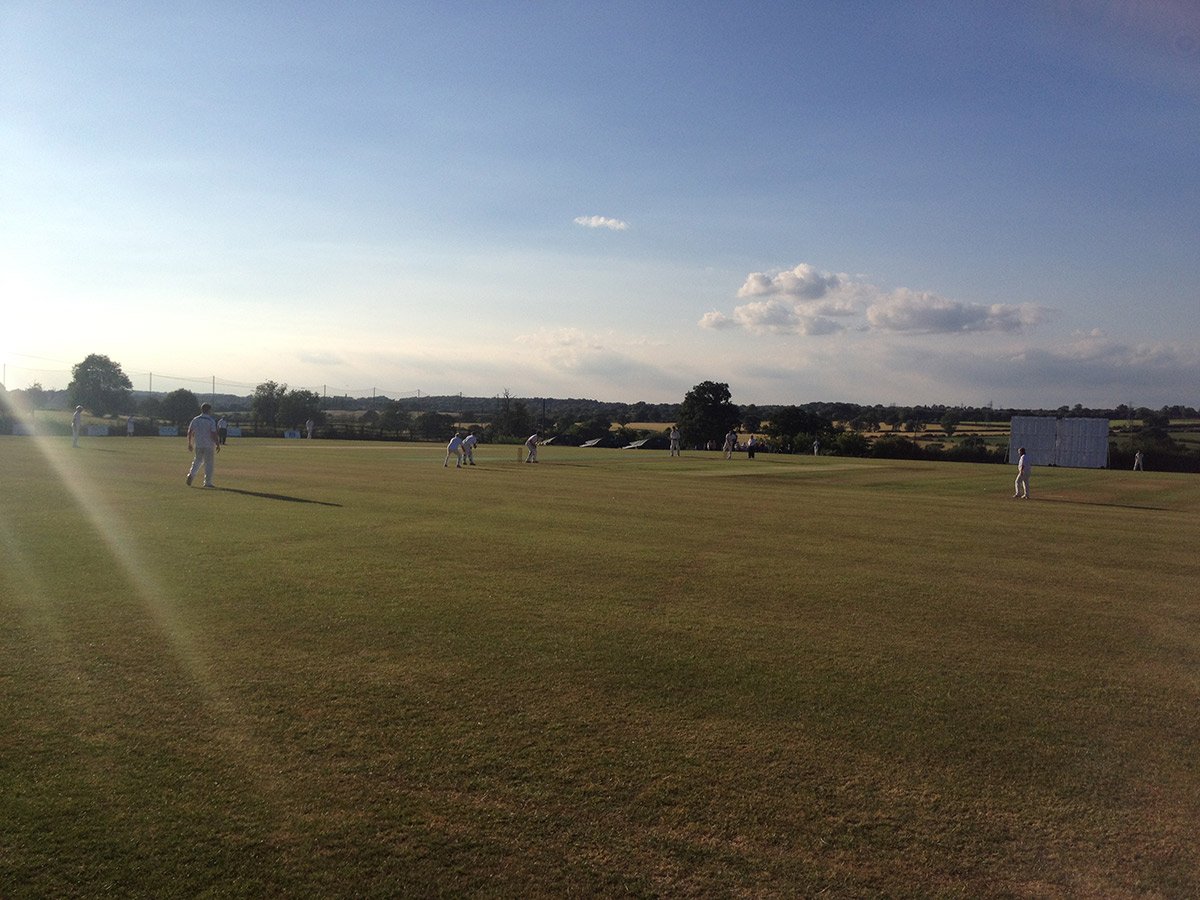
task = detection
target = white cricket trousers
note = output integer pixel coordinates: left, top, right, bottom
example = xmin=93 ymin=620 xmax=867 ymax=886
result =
xmin=189 ymin=446 xmax=216 ymax=486
xmin=1014 ymin=471 xmax=1029 ymax=498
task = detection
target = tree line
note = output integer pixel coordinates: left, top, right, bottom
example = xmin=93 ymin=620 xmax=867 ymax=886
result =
xmin=2 ymin=355 xmax=1196 ymax=470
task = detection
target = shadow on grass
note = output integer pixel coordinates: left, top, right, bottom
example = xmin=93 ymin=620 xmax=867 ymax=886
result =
xmin=213 ymin=487 xmax=343 ymax=507
xmin=1036 ymin=497 xmax=1173 ymax=512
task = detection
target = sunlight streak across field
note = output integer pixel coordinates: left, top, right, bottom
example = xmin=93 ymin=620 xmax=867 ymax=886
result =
xmin=2 ymin=434 xmax=295 ymax=805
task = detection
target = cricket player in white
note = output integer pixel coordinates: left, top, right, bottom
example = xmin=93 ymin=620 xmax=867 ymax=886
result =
xmin=462 ymin=430 xmax=478 ymax=465
xmin=1013 ymin=447 xmax=1030 ymax=499
xmin=524 ymin=432 xmax=539 ymax=463
xmin=723 ymin=429 xmax=737 ymax=459
xmin=186 ymin=403 xmax=221 ymax=488
xmin=445 ymin=432 xmax=465 ymax=468
xmin=669 ymin=426 xmax=681 ymax=457
xmin=72 ymin=406 xmax=83 ymax=447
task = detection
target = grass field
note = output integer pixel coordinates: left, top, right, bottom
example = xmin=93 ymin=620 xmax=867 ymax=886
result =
xmin=3 ymin=435 xmax=1199 ymax=896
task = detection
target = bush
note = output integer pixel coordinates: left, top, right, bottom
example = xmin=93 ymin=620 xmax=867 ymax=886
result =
xmin=831 ymin=431 xmax=871 ymax=457
xmin=870 ymin=434 xmax=924 ymax=460
xmin=945 ymin=437 xmax=1006 ymax=464
xmin=1109 ymin=444 xmax=1200 ymax=473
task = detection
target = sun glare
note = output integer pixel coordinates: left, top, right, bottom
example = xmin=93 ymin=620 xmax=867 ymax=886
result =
xmin=5 ymin=434 xmax=284 ymax=797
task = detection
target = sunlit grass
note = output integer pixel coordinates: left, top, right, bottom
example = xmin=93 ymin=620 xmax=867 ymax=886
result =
xmin=2 ymin=436 xmax=1199 ymax=895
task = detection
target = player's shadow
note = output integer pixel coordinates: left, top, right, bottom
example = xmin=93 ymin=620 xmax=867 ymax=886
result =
xmin=214 ymin=487 xmax=342 ymax=507
xmin=1036 ymin=497 xmax=1171 ymax=512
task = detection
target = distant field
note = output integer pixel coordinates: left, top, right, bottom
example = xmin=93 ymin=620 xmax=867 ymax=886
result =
xmin=1173 ymin=425 xmax=1200 ymax=450
xmin=3 ymin=435 xmax=1199 ymax=896
xmin=620 ymin=421 xmax=671 ymax=432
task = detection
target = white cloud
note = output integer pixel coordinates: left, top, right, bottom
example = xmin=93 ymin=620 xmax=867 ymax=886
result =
xmin=573 ymin=215 xmax=629 ymax=231
xmin=511 ymin=326 xmax=683 ymax=395
xmin=698 ymin=311 xmax=737 ymax=330
xmin=298 ymin=350 xmax=345 ymax=367
xmin=866 ymin=289 xmax=1048 ymax=333
xmin=514 ymin=326 xmax=605 ymax=361
xmin=699 ymin=298 xmax=848 ymax=336
xmin=858 ymin=332 xmax=1200 ymax=406
xmin=1019 ymin=332 xmax=1198 ymax=374
xmin=736 ymin=263 xmax=843 ymax=300
xmin=703 ymin=263 xmax=1048 ymax=337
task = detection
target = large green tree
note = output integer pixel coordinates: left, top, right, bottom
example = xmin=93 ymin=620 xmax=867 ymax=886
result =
xmin=676 ymin=381 xmax=740 ymax=448
xmin=491 ymin=390 xmax=533 ymax=439
xmin=378 ymin=401 xmax=411 ymax=436
xmin=278 ymin=389 xmax=323 ymax=429
xmin=764 ymin=406 xmax=834 ymax=453
xmin=569 ymin=412 xmax=613 ymax=442
xmin=741 ymin=404 xmax=762 ymax=434
xmin=22 ymin=382 xmax=47 ymax=411
xmin=160 ymin=389 xmax=200 ymax=427
xmin=415 ymin=411 xmax=455 ymax=440
xmin=251 ymin=381 xmax=287 ymax=428
xmin=68 ymin=354 xmax=133 ymax=417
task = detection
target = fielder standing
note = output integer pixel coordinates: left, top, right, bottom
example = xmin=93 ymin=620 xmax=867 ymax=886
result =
xmin=186 ymin=403 xmax=221 ymax=488
xmin=1013 ymin=446 xmax=1030 ymax=499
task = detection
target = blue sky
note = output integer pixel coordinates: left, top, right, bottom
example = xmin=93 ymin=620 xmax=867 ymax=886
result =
xmin=3 ymin=1 xmax=1197 ymax=407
